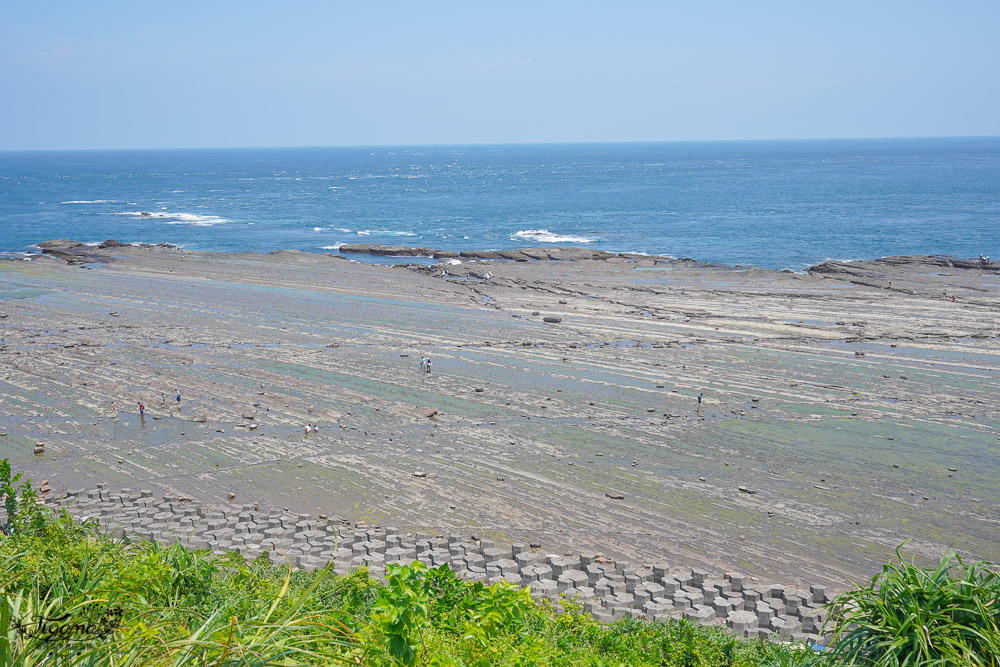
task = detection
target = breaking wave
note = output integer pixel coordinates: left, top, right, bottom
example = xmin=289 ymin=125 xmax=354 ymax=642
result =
xmin=312 ymin=225 xmax=382 ymax=234
xmin=355 ymin=229 xmax=417 ymax=237
xmin=114 ymin=211 xmax=231 ymax=226
xmin=512 ymin=229 xmax=596 ymax=244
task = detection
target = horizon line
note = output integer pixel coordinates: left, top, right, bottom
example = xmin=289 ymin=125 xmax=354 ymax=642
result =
xmin=3 ymin=134 xmax=999 ymax=154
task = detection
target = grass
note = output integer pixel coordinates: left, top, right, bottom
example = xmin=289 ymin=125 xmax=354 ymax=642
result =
xmin=0 ymin=460 xmax=997 ymax=665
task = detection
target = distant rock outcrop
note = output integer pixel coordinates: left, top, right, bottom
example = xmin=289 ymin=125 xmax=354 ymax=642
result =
xmin=36 ymin=239 xmax=176 ymax=264
xmin=339 ymin=244 xmax=621 ymax=262
xmin=339 ymin=244 xmax=459 ymax=258
xmin=808 ymin=255 xmax=995 ymax=276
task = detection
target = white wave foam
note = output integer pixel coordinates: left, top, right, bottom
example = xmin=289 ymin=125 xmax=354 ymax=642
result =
xmin=313 ymin=227 xmax=327 ymax=231
xmin=62 ymin=200 xmax=117 ymax=204
xmin=320 ymin=244 xmax=343 ymax=250
xmin=443 ymin=258 xmax=462 ymax=265
xmin=114 ymin=211 xmax=231 ymax=226
xmin=511 ymin=229 xmax=596 ymax=244
xmin=355 ymin=229 xmax=417 ymax=237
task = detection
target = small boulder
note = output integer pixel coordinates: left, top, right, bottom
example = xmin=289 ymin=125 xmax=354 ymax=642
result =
xmin=543 ymin=317 xmax=562 ymax=324
xmin=605 ymin=491 xmax=625 ymax=500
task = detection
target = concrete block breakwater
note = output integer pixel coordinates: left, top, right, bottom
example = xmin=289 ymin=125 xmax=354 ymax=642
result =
xmin=36 ymin=487 xmax=834 ymax=644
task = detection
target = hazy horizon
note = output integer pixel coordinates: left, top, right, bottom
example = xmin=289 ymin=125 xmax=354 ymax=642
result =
xmin=3 ymin=134 xmax=999 ymax=155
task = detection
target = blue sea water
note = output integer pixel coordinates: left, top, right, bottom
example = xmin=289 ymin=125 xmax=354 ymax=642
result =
xmin=1 ymin=138 xmax=997 ymax=270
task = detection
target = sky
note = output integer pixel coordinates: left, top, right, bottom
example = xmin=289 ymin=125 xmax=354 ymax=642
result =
xmin=1 ymin=1 xmax=998 ymax=150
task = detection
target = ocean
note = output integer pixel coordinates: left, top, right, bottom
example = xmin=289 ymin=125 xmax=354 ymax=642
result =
xmin=1 ymin=138 xmax=997 ymax=270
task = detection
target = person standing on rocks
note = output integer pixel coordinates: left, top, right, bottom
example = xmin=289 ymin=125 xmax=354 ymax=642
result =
xmin=175 ymin=390 xmax=181 ymax=406
xmin=425 ymin=358 xmax=432 ymax=375
xmin=138 ymin=402 xmax=145 ymax=416
xmin=697 ymin=392 xmax=704 ymax=415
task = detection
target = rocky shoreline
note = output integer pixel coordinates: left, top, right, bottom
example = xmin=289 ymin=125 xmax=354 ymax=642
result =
xmin=3 ymin=240 xmax=998 ymax=589
xmin=31 ymin=237 xmax=1000 ymax=277
xmin=338 ymin=242 xmax=626 ymax=262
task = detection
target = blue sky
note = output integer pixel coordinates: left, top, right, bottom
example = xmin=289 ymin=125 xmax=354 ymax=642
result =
xmin=1 ymin=1 xmax=997 ymax=150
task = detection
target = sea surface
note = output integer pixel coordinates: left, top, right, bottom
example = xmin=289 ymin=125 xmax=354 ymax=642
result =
xmin=1 ymin=138 xmax=997 ymax=270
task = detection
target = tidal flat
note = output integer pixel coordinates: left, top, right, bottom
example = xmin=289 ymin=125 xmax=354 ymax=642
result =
xmin=1 ymin=241 xmax=998 ymax=588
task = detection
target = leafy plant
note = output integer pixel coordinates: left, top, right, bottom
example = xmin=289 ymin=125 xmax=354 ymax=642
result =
xmin=826 ymin=545 xmax=1000 ymax=666
xmin=371 ymin=561 xmax=432 ymax=665
xmin=0 ymin=460 xmax=51 ymax=537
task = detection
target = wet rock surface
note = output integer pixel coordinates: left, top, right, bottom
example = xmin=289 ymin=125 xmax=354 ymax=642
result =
xmin=2 ymin=243 xmax=999 ymax=587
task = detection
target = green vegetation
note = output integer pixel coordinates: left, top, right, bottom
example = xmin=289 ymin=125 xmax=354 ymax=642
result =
xmin=0 ymin=462 xmax=996 ymax=666
xmin=826 ymin=546 xmax=1000 ymax=666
